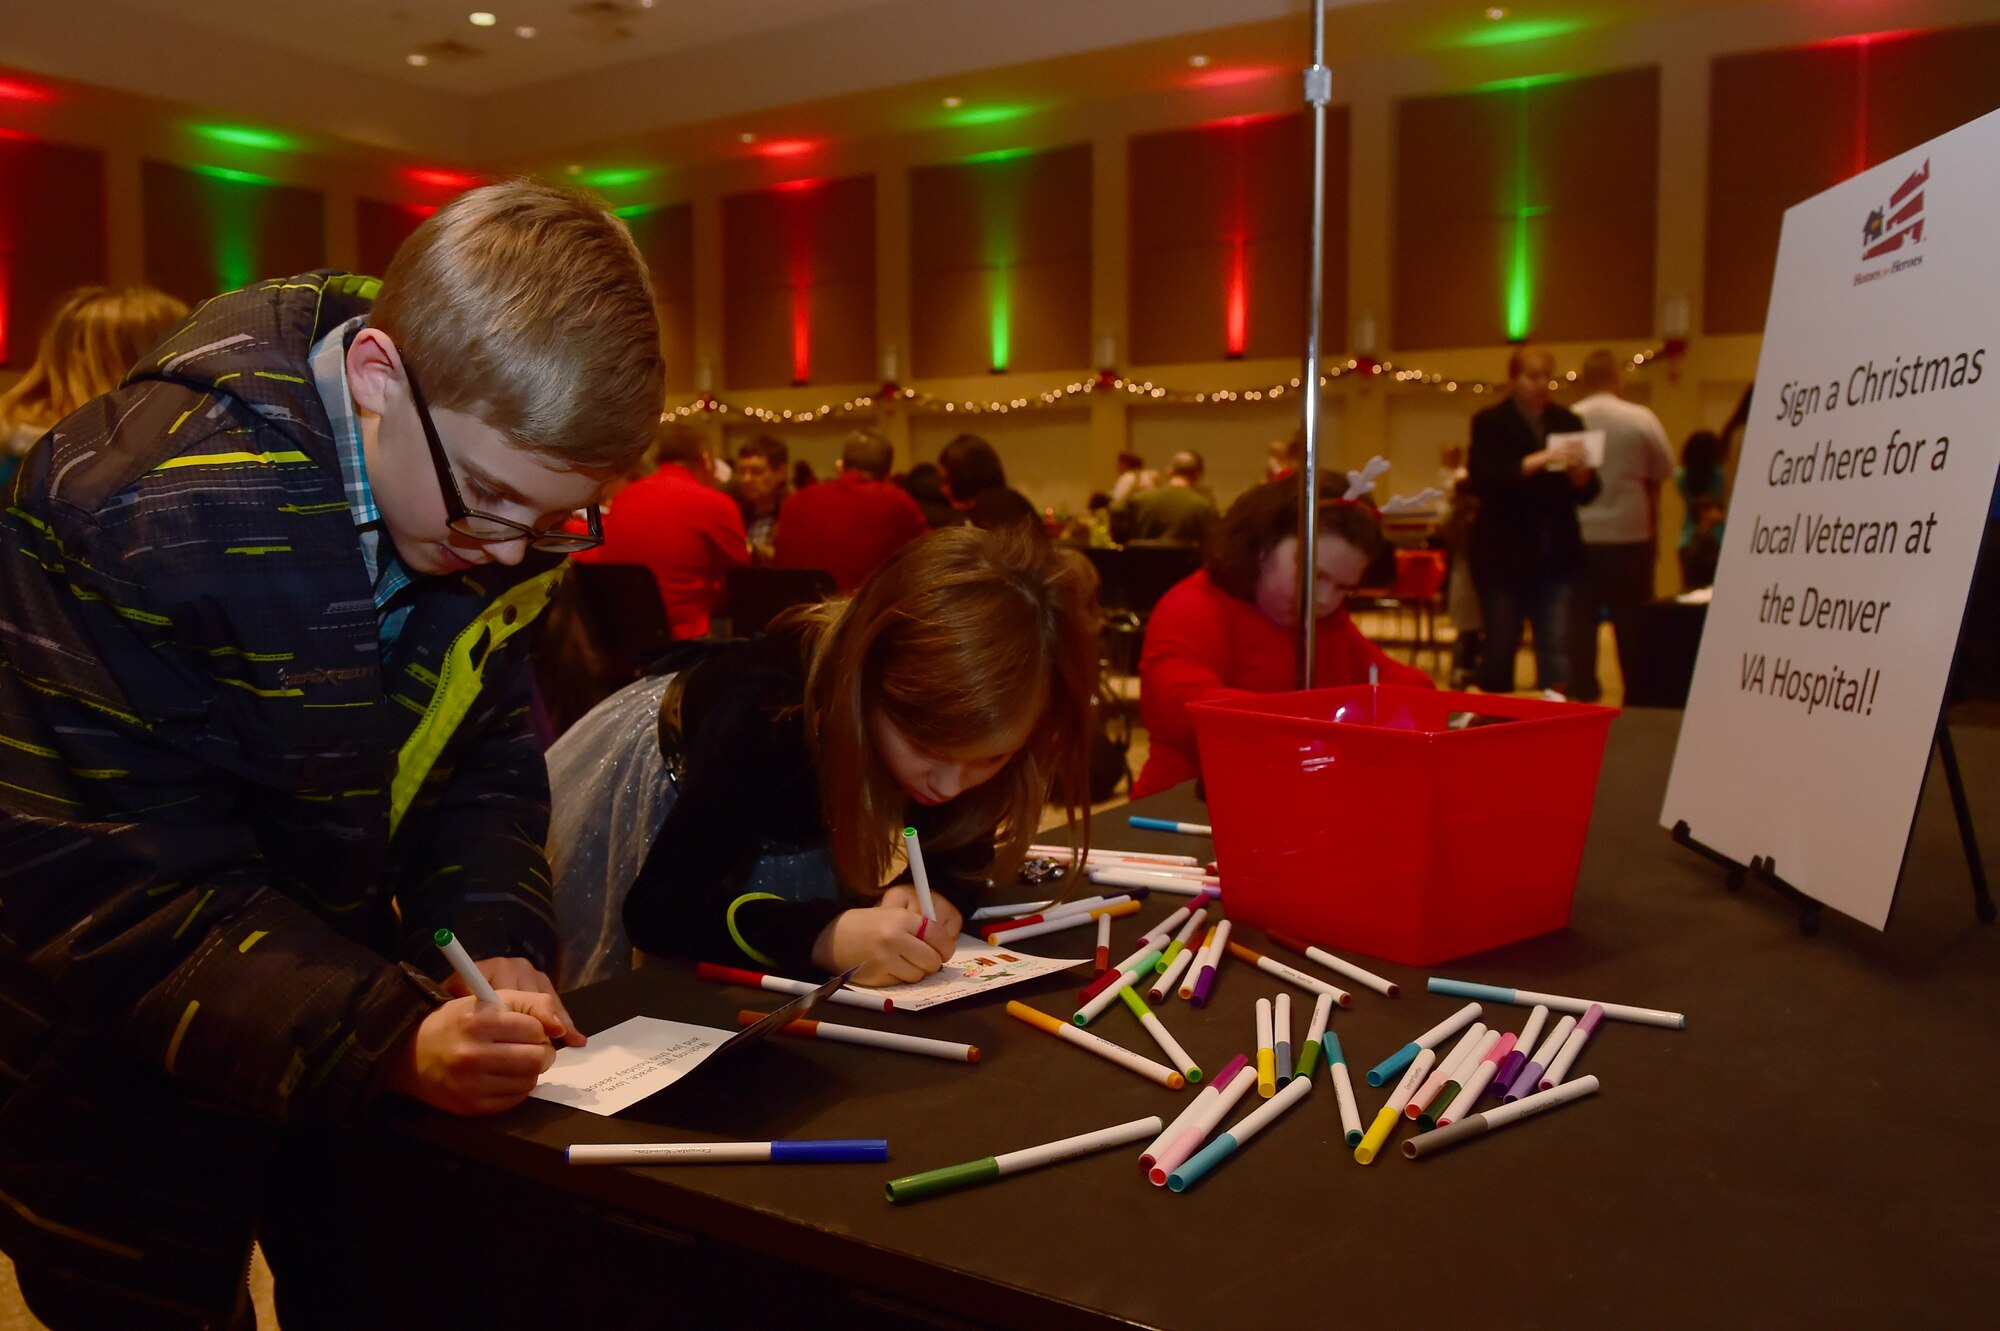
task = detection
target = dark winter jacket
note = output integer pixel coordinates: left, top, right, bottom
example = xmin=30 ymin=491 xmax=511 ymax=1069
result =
xmin=0 ymin=271 xmax=564 ymax=1317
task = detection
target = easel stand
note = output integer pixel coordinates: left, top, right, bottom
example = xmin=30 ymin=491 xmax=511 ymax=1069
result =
xmin=1673 ymin=719 xmax=1993 ymax=934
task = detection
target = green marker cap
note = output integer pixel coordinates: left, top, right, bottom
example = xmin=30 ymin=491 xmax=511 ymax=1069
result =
xmin=884 ymin=1156 xmax=1000 ymax=1204
xmin=433 ymin=928 xmax=454 ymax=947
xmin=1118 ymin=985 xmax=1153 ymax=1019
xmin=903 ymin=826 xmax=918 ymax=839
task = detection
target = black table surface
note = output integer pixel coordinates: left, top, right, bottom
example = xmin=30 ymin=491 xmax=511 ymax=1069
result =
xmin=395 ymin=708 xmax=2000 ymax=1328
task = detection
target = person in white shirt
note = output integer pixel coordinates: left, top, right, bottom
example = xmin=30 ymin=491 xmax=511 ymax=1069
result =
xmin=1569 ymin=350 xmax=1676 ymax=702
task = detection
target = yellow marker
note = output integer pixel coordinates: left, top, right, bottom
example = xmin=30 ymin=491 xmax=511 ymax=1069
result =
xmin=1255 ymin=997 xmax=1277 ymax=1098
xmin=1354 ymin=1106 xmax=1402 ymax=1166
xmin=1354 ymin=1046 xmax=1437 ymax=1165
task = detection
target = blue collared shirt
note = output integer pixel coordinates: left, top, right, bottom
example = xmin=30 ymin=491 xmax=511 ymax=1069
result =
xmin=310 ymin=317 xmax=414 ymax=648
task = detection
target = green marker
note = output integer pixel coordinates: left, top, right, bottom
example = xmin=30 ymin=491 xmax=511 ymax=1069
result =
xmin=1296 ymin=991 xmax=1335 ymax=1084
xmin=885 ymin=1115 xmax=1162 ymax=1204
xmin=1118 ymin=984 xmax=1201 ymax=1084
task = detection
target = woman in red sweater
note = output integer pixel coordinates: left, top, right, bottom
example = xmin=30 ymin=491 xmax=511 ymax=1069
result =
xmin=1134 ymin=479 xmax=1433 ymax=796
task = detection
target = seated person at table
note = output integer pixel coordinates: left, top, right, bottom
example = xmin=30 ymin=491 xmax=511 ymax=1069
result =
xmin=1133 ymin=479 xmax=1432 ymax=796
xmin=773 ymin=427 xmax=930 ymax=591
xmin=0 ymin=284 xmax=188 ymax=486
xmin=545 ymin=526 xmax=1099 ymax=987
xmin=573 ymin=421 xmax=750 ymax=639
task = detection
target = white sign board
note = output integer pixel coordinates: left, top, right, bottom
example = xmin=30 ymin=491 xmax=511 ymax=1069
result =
xmin=1662 ymin=108 xmax=2000 ymax=930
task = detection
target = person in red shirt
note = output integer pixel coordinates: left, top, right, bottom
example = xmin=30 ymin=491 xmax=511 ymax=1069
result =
xmin=575 ymin=421 xmax=748 ymax=638
xmin=1134 ymin=478 xmax=1432 ymax=796
xmin=774 ymin=428 xmax=930 ymax=591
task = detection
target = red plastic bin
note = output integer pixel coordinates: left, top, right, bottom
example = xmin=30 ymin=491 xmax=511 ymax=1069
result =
xmin=1188 ymin=685 xmax=1615 ymax=966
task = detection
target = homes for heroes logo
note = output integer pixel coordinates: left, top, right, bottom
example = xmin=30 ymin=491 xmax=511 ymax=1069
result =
xmin=1855 ymin=159 xmax=1928 ymax=285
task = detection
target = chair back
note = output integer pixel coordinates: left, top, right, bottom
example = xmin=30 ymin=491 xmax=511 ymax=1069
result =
xmin=726 ymin=566 xmax=838 ymax=637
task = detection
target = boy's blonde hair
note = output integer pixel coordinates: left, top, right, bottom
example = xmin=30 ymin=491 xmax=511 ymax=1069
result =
xmin=0 ymin=286 xmax=189 ymax=444
xmin=370 ymin=179 xmax=664 ymax=471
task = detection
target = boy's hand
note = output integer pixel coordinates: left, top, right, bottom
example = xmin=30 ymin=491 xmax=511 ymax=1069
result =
xmin=385 ymin=992 xmax=571 ymax=1115
xmin=810 ymin=904 xmax=948 ymax=986
xmin=441 ymin=955 xmax=585 ymax=1046
xmin=878 ymin=885 xmax=962 ymax=961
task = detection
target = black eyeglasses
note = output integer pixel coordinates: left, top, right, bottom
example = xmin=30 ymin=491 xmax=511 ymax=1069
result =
xmin=403 ymin=361 xmax=604 ymax=554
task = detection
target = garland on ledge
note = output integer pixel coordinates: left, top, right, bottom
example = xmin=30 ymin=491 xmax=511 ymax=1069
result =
xmin=667 ymin=344 xmax=1674 ymax=423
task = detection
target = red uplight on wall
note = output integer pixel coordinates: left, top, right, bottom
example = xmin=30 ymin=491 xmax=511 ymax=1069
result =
xmin=1225 ymin=237 xmax=1248 ymax=358
xmin=754 ymin=139 xmax=818 ymax=159
xmin=1807 ymin=28 xmax=1922 ymax=49
xmin=0 ymin=127 xmax=34 ymax=143
xmin=1202 ymin=111 xmax=1286 ymax=130
xmin=0 ymin=77 xmax=55 ymax=104
xmin=1186 ymin=65 xmax=1280 ymax=91
xmin=772 ymin=176 xmax=825 ymax=193
xmin=404 ymin=167 xmax=479 ymax=190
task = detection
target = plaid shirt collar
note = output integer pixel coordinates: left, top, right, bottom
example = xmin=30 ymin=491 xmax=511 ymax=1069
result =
xmin=309 ymin=317 xmax=414 ymax=643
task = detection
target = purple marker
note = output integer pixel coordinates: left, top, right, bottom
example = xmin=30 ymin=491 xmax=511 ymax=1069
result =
xmin=1504 ymin=1012 xmax=1575 ymax=1103
xmin=1491 ymin=1004 xmax=1548 ymax=1102
xmin=1190 ymin=918 xmax=1230 ymax=1009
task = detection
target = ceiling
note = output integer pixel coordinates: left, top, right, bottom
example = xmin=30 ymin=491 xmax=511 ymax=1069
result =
xmin=107 ymin=0 xmax=918 ymax=97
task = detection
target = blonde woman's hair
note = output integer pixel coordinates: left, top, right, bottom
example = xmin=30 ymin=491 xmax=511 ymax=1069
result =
xmin=790 ymin=526 xmax=1101 ymax=900
xmin=0 ymin=286 xmax=189 ymax=449
xmin=369 ymin=178 xmax=665 ymax=472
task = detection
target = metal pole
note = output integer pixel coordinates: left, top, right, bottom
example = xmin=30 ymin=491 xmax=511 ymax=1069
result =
xmin=1296 ymin=0 xmax=1331 ymax=689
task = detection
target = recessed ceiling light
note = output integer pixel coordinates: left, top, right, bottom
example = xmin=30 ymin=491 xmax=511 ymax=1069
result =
xmin=1188 ymin=54 xmax=1211 ymax=67
xmin=469 ymin=12 xmax=497 ymax=27
xmin=406 ymin=53 xmax=429 ymax=66
xmin=739 ymin=132 xmax=757 ymax=143
xmin=1486 ymin=6 xmax=1510 ymax=18
xmin=515 ymin=25 xmax=536 ymax=39
xmin=941 ymin=96 xmax=962 ymax=108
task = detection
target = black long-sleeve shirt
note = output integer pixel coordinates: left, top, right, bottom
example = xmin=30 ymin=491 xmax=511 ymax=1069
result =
xmin=621 ymin=630 xmax=991 ymax=974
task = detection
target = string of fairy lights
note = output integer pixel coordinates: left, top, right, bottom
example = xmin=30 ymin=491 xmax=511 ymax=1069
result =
xmin=666 ymin=346 xmax=1670 ymax=423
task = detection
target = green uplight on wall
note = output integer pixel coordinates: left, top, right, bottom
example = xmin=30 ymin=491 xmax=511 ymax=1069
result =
xmin=945 ymin=104 xmax=1034 ymax=129
xmin=1457 ymin=16 xmax=1585 ymax=48
xmin=190 ymin=163 xmax=278 ymax=186
xmin=961 ymin=146 xmax=1036 ymax=165
xmin=191 ymin=123 xmax=299 ymax=152
xmin=1504 ymin=91 xmax=1540 ymax=342
xmin=577 ymin=166 xmax=653 ymax=189
xmin=1473 ymin=70 xmax=1579 ymax=94
xmin=989 ymin=267 xmax=1010 ymax=372
xmin=610 ymin=203 xmax=657 ymax=219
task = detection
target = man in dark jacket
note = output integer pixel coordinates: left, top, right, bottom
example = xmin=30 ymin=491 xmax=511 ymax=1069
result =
xmin=1467 ymin=344 xmax=1601 ymax=693
xmin=0 ymin=182 xmax=663 ymax=1328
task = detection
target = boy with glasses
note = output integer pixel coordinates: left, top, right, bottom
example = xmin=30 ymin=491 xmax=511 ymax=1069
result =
xmin=0 ymin=180 xmax=664 ymax=1328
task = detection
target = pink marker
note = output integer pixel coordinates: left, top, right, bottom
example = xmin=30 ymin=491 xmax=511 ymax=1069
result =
xmin=1139 ymin=1054 xmax=1250 ymax=1170
xmin=1439 ymin=1033 xmax=1515 ymax=1126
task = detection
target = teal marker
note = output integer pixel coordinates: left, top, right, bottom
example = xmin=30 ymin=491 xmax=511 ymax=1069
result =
xmin=1325 ymin=1031 xmax=1365 ymax=1146
xmin=886 ymin=1115 xmax=1162 ymax=1204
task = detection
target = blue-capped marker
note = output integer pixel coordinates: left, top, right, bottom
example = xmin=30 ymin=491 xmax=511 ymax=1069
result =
xmin=1167 ymin=1074 xmax=1312 ymax=1191
xmin=567 ymin=1140 xmax=888 ymax=1165
xmin=1426 ymin=977 xmax=1686 ymax=1029
xmin=1324 ymin=1030 xmax=1365 ymax=1146
xmin=1128 ymin=815 xmax=1213 ymax=837
xmin=1365 ymin=1001 xmax=1481 ymax=1087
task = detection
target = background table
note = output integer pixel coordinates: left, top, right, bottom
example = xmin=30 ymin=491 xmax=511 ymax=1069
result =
xmin=330 ymin=708 xmax=2000 ymax=1329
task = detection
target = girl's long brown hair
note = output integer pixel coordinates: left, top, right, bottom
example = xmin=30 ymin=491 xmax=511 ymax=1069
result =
xmin=0 ymin=287 xmax=188 ymax=443
xmin=791 ymin=525 xmax=1100 ymax=900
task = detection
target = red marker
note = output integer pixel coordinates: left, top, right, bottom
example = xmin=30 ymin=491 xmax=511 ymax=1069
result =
xmin=1093 ymin=914 xmax=1112 ymax=975
xmin=695 ymin=961 xmax=892 ymax=1012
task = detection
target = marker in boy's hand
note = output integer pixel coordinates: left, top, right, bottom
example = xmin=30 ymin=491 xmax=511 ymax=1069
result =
xmin=813 ymin=891 xmax=962 ymax=987
xmin=385 ymin=992 xmax=573 ymax=1116
xmin=437 ymin=952 xmax=587 ymax=1047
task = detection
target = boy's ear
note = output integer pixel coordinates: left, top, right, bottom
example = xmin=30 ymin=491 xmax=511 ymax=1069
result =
xmin=344 ymin=328 xmax=403 ymax=417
